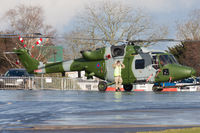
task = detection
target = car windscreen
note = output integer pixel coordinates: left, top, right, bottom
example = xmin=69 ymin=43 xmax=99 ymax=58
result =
xmin=5 ymin=70 xmax=27 ymax=77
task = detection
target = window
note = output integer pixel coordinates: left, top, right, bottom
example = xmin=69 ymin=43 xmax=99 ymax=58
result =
xmin=152 ymin=56 xmax=158 ymax=64
xmin=135 ymin=59 xmax=145 ymax=69
xmin=170 ymin=55 xmax=179 ymax=64
xmin=152 ymin=56 xmax=159 ymax=69
xmin=5 ymin=70 xmax=27 ymax=77
xmin=163 ymin=69 xmax=169 ymax=75
xmin=159 ymin=54 xmax=178 ymax=66
xmin=111 ymin=45 xmax=125 ymax=57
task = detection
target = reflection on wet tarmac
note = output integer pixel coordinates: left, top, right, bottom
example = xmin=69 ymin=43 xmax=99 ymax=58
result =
xmin=0 ymin=90 xmax=200 ymax=126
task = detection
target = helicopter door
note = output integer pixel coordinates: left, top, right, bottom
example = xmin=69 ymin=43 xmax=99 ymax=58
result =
xmin=133 ymin=54 xmax=155 ymax=82
xmin=152 ymin=56 xmax=159 ymax=70
xmin=111 ymin=45 xmax=125 ymax=57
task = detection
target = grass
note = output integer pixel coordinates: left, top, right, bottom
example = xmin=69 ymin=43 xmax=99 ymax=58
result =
xmin=137 ymin=127 xmax=200 ymax=133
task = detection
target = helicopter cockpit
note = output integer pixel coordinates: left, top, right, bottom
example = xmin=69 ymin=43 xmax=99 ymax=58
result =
xmin=152 ymin=54 xmax=178 ymax=70
xmin=159 ymin=54 xmax=178 ymax=66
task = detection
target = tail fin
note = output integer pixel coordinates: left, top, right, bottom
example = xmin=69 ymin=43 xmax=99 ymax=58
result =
xmin=14 ymin=48 xmax=40 ymax=74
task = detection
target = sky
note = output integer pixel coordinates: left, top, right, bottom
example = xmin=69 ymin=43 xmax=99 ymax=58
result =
xmin=0 ymin=0 xmax=199 ymax=50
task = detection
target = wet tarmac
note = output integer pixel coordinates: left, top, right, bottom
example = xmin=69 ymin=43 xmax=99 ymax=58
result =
xmin=0 ymin=90 xmax=200 ymax=132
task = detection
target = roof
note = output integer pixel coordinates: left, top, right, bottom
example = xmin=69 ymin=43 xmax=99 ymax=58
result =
xmin=8 ymin=68 xmax=26 ymax=71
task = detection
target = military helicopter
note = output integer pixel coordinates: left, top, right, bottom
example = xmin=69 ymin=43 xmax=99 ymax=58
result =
xmin=0 ymin=33 xmax=197 ymax=91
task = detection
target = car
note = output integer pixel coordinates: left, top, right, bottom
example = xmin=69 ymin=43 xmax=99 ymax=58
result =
xmin=0 ymin=68 xmax=34 ymax=88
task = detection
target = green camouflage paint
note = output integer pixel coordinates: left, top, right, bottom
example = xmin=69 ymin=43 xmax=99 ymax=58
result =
xmin=82 ymin=47 xmax=105 ymax=61
xmin=70 ymin=58 xmax=106 ymax=79
xmin=45 ymin=62 xmax=64 ymax=73
xmin=155 ymin=64 xmax=196 ymax=82
xmin=15 ymin=47 xmax=196 ymax=85
xmin=85 ymin=60 xmax=106 ymax=79
xmin=13 ymin=49 xmax=39 ymax=73
xmin=70 ymin=59 xmax=87 ymax=71
xmin=122 ymin=45 xmax=137 ymax=84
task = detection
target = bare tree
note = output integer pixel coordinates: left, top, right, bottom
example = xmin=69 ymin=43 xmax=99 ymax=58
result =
xmin=176 ymin=9 xmax=200 ymax=40
xmin=173 ymin=9 xmax=200 ymax=75
xmin=65 ymin=0 xmax=168 ymax=55
xmin=0 ymin=37 xmax=21 ymax=74
xmin=4 ymin=4 xmax=56 ymax=63
xmin=64 ymin=31 xmax=98 ymax=59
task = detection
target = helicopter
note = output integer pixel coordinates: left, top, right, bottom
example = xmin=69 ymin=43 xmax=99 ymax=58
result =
xmin=0 ymin=33 xmax=197 ymax=91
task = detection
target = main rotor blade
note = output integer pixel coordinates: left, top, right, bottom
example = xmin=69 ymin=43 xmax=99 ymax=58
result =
xmin=0 ymin=33 xmax=42 ymax=36
xmin=71 ymin=37 xmax=111 ymax=42
xmin=4 ymin=52 xmax=20 ymax=54
xmin=1 ymin=34 xmax=200 ymax=42
xmin=0 ymin=33 xmax=54 ymax=39
xmin=70 ymin=38 xmax=200 ymax=43
xmin=76 ymin=38 xmax=164 ymax=43
xmin=0 ymin=36 xmax=53 ymax=38
xmin=129 ymin=39 xmax=200 ymax=43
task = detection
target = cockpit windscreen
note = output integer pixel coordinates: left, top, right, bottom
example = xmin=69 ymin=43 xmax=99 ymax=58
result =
xmin=159 ymin=54 xmax=178 ymax=66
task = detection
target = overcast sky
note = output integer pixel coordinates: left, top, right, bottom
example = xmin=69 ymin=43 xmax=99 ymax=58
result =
xmin=0 ymin=0 xmax=199 ymax=49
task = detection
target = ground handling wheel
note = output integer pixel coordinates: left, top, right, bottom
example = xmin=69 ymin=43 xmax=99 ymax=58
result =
xmin=123 ymin=84 xmax=133 ymax=92
xmin=152 ymin=85 xmax=163 ymax=92
xmin=98 ymin=81 xmax=107 ymax=92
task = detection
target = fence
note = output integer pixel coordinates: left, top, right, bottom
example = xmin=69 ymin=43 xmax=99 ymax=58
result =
xmin=0 ymin=77 xmax=81 ymax=90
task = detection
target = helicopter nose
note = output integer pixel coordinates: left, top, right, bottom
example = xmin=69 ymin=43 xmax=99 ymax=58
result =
xmin=179 ymin=67 xmax=196 ymax=78
xmin=170 ymin=65 xmax=196 ymax=81
xmin=181 ymin=67 xmax=196 ymax=79
xmin=191 ymin=68 xmax=196 ymax=77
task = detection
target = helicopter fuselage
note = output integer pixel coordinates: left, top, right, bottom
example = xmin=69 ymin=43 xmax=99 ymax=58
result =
xmin=14 ymin=44 xmax=196 ymax=87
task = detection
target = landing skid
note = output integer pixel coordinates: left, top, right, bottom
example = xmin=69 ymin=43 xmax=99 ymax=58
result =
xmin=152 ymin=86 xmax=163 ymax=92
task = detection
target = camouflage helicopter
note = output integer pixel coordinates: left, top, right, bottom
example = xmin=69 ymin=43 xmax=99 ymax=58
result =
xmin=1 ymin=33 xmax=197 ymax=91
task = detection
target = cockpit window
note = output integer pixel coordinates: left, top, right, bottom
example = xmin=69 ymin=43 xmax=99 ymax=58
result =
xmin=159 ymin=54 xmax=178 ymax=66
xmin=169 ymin=55 xmax=179 ymax=64
xmin=152 ymin=56 xmax=159 ymax=69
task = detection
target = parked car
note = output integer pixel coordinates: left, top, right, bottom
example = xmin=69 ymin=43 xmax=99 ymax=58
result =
xmin=0 ymin=68 xmax=34 ymax=88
